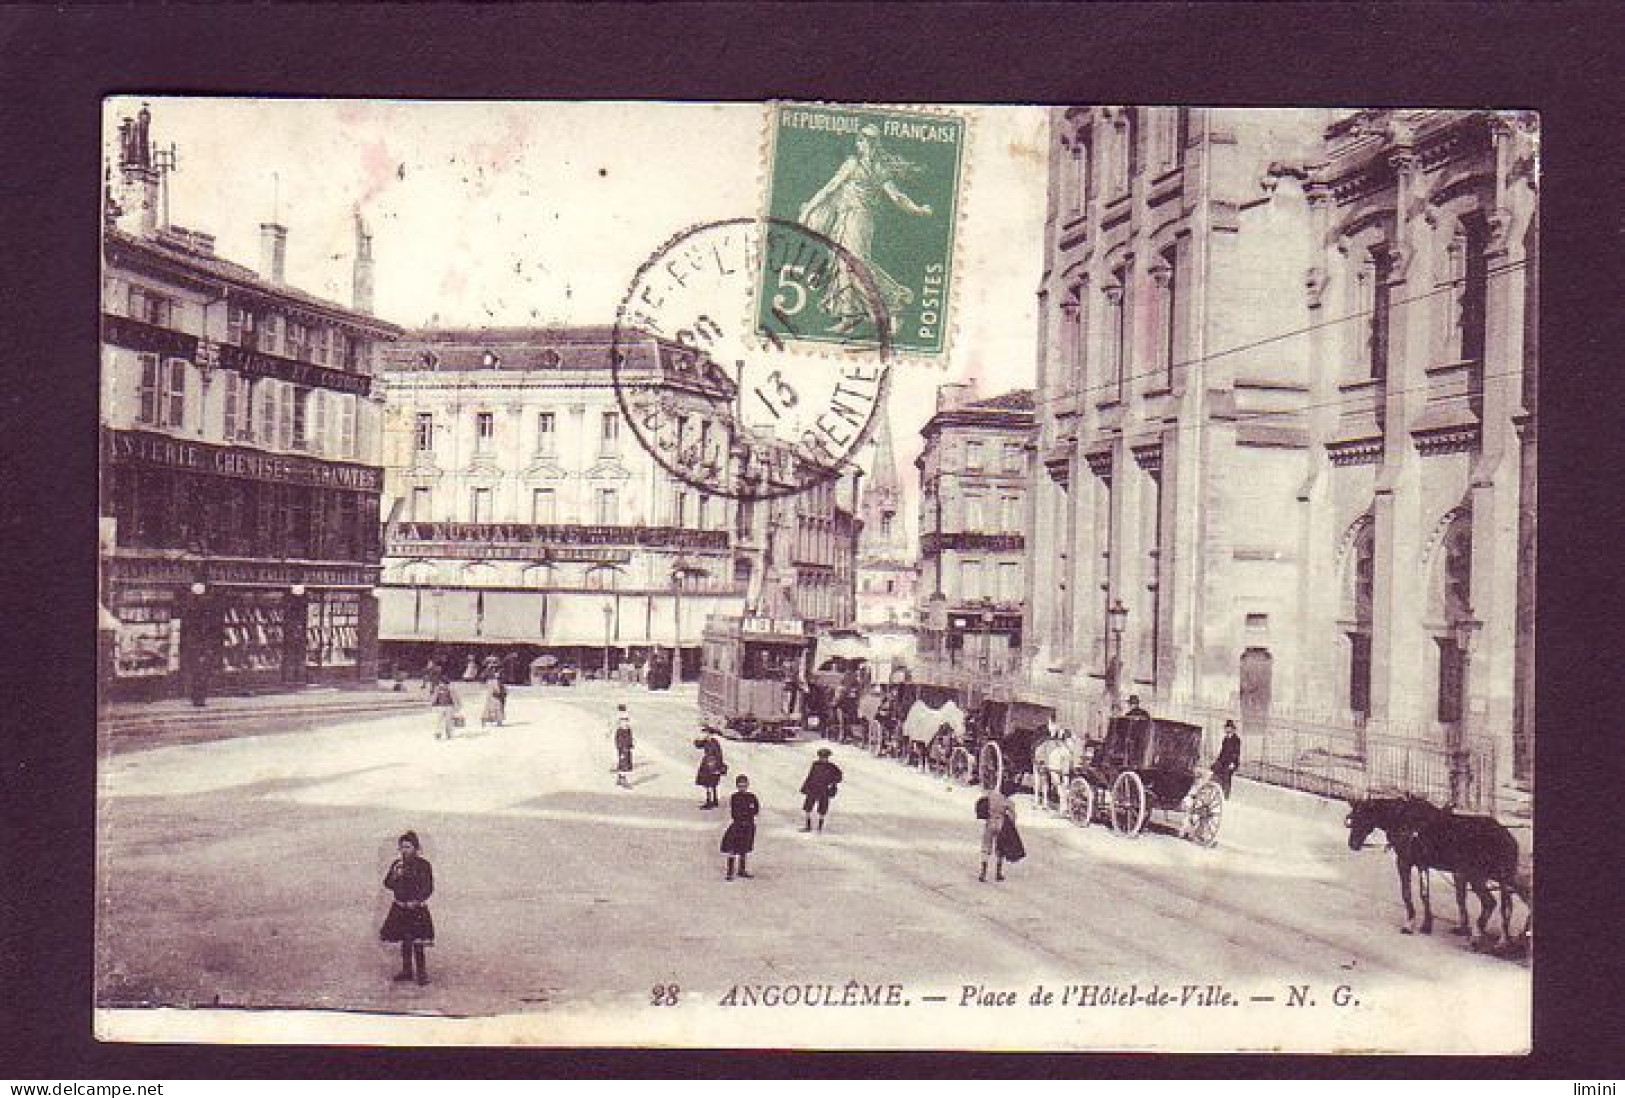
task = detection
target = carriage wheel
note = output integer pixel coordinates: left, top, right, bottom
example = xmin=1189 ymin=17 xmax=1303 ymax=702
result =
xmin=949 ymin=747 xmax=975 ymax=786
xmin=1066 ymin=777 xmax=1095 ymax=828
xmin=1109 ymin=771 xmax=1147 ymax=836
xmin=978 ymin=741 xmax=1004 ymax=793
xmin=1183 ymin=779 xmax=1224 ymax=848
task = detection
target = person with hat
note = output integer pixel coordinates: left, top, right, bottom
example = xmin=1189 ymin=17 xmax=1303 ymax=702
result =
xmin=379 ymin=830 xmax=435 ymax=985
xmin=693 ymin=731 xmax=727 ymax=809
xmin=611 ymin=703 xmax=635 ymax=788
xmin=798 ymin=748 xmax=844 ymax=833
xmin=1212 ymin=719 xmax=1243 ymax=797
xmin=1123 ymin=694 xmax=1151 ymax=720
xmin=721 ymin=774 xmax=761 ymax=880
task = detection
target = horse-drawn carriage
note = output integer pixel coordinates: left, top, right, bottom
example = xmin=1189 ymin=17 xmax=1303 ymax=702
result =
xmin=1061 ymin=715 xmax=1226 ymax=845
xmin=952 ymin=697 xmax=1055 ymax=793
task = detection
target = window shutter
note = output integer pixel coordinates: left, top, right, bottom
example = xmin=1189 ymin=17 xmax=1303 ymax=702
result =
xmin=279 ymin=383 xmax=295 ymax=449
xmin=137 ymin=354 xmax=159 ymax=425
xmin=260 ymin=379 xmax=278 ymax=446
xmin=340 ymin=394 xmax=358 ymax=458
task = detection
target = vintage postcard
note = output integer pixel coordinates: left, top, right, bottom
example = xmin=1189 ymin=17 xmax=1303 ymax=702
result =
xmin=95 ymin=97 xmax=1536 ymax=1053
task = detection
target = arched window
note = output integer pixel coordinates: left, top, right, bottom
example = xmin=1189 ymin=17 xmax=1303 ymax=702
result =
xmin=462 ymin=562 xmax=498 ymax=587
xmin=399 ymin=561 xmax=439 ymax=586
xmin=521 ymin=564 xmax=554 ymax=589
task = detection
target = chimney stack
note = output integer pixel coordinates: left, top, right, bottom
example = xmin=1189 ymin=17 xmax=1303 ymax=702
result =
xmin=259 ymin=222 xmax=288 ymax=285
xmin=116 ymin=104 xmax=161 ymax=234
xmin=352 ymin=210 xmax=375 ymax=314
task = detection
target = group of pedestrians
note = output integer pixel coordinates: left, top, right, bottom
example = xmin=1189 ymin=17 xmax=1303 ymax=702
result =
xmin=422 ymin=656 xmax=509 ymax=741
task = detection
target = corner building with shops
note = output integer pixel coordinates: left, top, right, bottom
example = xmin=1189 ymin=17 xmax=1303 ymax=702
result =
xmin=1025 ymin=107 xmax=1537 ymax=809
xmin=917 ymin=385 xmax=1034 ymax=675
xmin=375 ymin=328 xmax=752 ymax=679
xmin=99 ymin=106 xmax=399 ymax=700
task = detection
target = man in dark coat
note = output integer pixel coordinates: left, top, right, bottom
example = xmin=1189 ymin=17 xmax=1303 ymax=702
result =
xmin=612 ymin=704 xmax=635 ymax=788
xmin=799 ymin=748 xmax=844 ymax=832
xmin=1123 ymin=694 xmax=1151 ymax=720
xmin=1212 ymin=719 xmax=1242 ymax=797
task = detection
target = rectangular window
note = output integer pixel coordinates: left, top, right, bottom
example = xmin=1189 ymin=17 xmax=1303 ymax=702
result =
xmin=259 ymin=314 xmax=282 ymax=355
xmin=963 ymin=492 xmax=983 ymax=531
xmin=278 ymin=383 xmax=295 ymax=449
xmin=536 ymin=411 xmax=557 ymax=453
xmin=411 ymin=487 xmax=431 ymax=521
xmin=128 ymin=286 xmax=173 ymax=327
xmin=236 ymin=376 xmax=255 ymax=441
xmin=259 ymin=380 xmax=278 ymax=446
xmin=1003 ymin=443 xmax=1024 ymax=476
xmin=470 ymin=487 xmax=492 ymax=523
xmin=227 ymin=305 xmax=256 ymax=347
xmin=163 ymin=358 xmax=188 ymax=429
xmin=136 ymin=354 xmax=159 ymax=426
xmin=1436 ymin=638 xmax=1465 ymax=723
xmin=965 ymin=440 xmax=984 ymax=472
xmin=961 ymin=559 xmax=982 ymax=602
xmin=475 ymin=411 xmax=495 ymax=452
xmin=999 ymin=562 xmax=1020 ymax=603
xmin=531 ymin=487 xmax=556 ymax=525
xmin=414 ymin=412 xmax=434 ymax=452
xmin=596 ymin=487 xmax=619 ymax=525
xmin=338 ymin=393 xmax=357 ymax=457
xmin=600 ymin=411 xmax=620 ymax=453
xmin=672 ymin=491 xmax=688 ymax=528
xmin=1349 ymin=633 xmax=1373 ymax=718
xmin=223 ymin=372 xmax=240 ymax=439
xmin=698 ymin=493 xmax=710 ymax=530
xmin=292 ymin=386 xmax=312 ymax=450
xmin=285 ymin=320 xmax=308 ymax=362
xmin=1368 ymin=250 xmax=1393 ymax=381
xmin=1003 ymin=494 xmax=1023 ymax=531
xmin=1159 ymin=247 xmax=1179 ymax=386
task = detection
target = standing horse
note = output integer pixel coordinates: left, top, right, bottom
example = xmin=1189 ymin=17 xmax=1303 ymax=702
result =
xmin=1346 ymin=795 xmax=1529 ymax=948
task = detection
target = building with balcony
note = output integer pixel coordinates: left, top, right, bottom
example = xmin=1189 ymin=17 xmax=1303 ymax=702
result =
xmin=1026 ymin=106 xmax=1537 ymax=803
xmin=917 ymin=384 xmax=1034 ymax=673
xmin=99 ymin=105 xmax=400 ymax=700
xmin=376 ymin=327 xmax=746 ymax=679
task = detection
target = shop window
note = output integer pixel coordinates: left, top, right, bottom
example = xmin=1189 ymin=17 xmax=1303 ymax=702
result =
xmin=306 ymin=592 xmax=361 ymax=669
xmin=110 ymin=588 xmax=180 ymax=679
xmin=219 ymin=592 xmax=286 ymax=674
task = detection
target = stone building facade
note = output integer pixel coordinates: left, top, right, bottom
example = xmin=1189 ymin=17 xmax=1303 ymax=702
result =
xmin=917 ymin=385 xmax=1034 ymax=674
xmin=99 ymin=105 xmax=398 ymax=700
xmin=376 ymin=327 xmax=746 ymax=678
xmin=1026 ymin=106 xmax=1537 ymax=801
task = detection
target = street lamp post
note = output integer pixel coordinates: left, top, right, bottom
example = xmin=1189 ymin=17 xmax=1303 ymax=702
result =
xmin=1106 ymin=597 xmax=1129 ymax=718
xmin=188 ymin=579 xmax=210 ymax=708
xmin=602 ymin=602 xmax=614 ymax=682
xmin=1451 ymin=616 xmax=1481 ymax=808
xmin=980 ymin=608 xmax=995 ymax=673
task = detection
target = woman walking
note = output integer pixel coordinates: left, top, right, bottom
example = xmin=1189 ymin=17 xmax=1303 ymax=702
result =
xmin=721 ymin=775 xmax=760 ymax=881
xmin=430 ymin=680 xmax=460 ymax=741
xmin=380 ymin=830 xmax=435 ymax=985
xmin=694 ymin=732 xmax=727 ymax=809
xmin=480 ymin=673 xmax=507 ymax=728
xmin=976 ymin=782 xmax=1026 ymax=883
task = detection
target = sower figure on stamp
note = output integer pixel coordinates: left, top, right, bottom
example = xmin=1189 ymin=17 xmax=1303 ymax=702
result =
xmin=799 ymin=748 xmax=844 ymax=833
xmin=721 ymin=775 xmax=760 ymax=881
xmin=1212 ymin=719 xmax=1242 ymax=798
xmin=797 ymin=123 xmax=933 ymax=333
xmin=380 ymin=830 xmax=435 ymax=985
xmin=611 ymin=703 xmax=635 ymax=788
xmin=694 ymin=731 xmax=727 ymax=809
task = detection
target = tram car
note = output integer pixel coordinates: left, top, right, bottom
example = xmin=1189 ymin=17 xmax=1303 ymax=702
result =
xmin=698 ymin=615 xmax=815 ymax=742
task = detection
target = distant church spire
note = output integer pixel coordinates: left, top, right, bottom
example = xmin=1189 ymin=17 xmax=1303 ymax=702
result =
xmin=858 ymin=407 xmax=909 ymax=564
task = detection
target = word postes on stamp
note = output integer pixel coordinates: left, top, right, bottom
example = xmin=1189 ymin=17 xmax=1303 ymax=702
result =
xmin=761 ymin=102 xmax=966 ymax=358
xmin=612 ymin=217 xmax=892 ymax=503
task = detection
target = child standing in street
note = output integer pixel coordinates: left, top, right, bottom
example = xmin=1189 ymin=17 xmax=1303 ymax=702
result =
xmin=721 ymin=775 xmax=760 ymax=880
xmin=380 ymin=830 xmax=435 ymax=985
xmin=694 ymin=732 xmax=727 ymax=809
xmin=430 ymin=680 xmax=459 ymax=741
xmin=611 ymin=704 xmax=635 ymax=788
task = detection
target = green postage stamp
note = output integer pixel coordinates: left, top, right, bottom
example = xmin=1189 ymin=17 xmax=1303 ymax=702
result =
xmin=759 ymin=102 xmax=966 ymax=358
